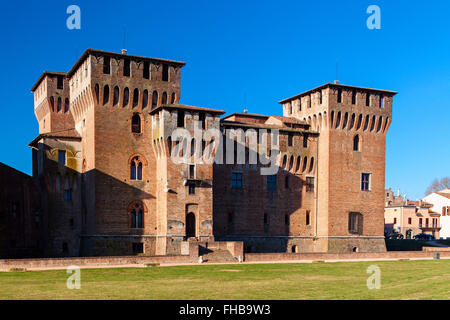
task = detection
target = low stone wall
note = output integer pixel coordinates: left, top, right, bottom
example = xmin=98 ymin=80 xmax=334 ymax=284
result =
xmin=0 ymin=255 xmax=190 ymax=269
xmin=422 ymin=247 xmax=450 ymax=252
xmin=244 ymin=251 xmax=450 ymax=262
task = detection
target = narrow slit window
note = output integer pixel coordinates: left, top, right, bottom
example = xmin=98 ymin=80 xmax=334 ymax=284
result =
xmin=123 ymin=58 xmax=131 ymax=77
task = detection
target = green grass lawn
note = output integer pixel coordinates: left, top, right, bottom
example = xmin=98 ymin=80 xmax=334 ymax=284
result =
xmin=0 ymin=260 xmax=449 ymax=300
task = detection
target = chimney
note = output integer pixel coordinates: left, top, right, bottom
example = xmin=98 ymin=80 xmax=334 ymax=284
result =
xmin=243 ymin=109 xmax=248 ymax=113
xmin=334 ymin=80 xmax=339 ymax=84
xmin=121 ymin=49 xmax=127 ymax=55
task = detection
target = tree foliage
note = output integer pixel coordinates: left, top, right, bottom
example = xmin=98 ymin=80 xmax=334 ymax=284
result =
xmin=425 ymin=177 xmax=450 ymax=195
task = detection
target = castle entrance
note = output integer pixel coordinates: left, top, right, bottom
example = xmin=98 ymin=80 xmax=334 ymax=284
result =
xmin=186 ymin=212 xmax=196 ymax=238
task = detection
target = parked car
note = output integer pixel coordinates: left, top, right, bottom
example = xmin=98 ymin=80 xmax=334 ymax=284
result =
xmin=414 ymin=233 xmax=435 ymax=241
xmin=387 ymin=233 xmax=404 ymax=240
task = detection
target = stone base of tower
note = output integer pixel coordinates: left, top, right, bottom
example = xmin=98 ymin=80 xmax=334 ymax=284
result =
xmin=326 ymin=237 xmax=387 ymax=253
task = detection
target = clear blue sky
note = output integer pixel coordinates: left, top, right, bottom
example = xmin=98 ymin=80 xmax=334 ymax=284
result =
xmin=0 ymin=0 xmax=448 ymax=200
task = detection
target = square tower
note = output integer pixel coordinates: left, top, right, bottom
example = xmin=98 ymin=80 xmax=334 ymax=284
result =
xmin=280 ymin=82 xmax=396 ymax=253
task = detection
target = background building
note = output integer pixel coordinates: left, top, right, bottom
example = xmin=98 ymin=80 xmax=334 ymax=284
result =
xmin=423 ymin=189 xmax=450 ymax=239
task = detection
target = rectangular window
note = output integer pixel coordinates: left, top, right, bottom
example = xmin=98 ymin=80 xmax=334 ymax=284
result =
xmin=408 ymin=217 xmax=412 ymax=225
xmin=337 ymin=89 xmax=342 ymax=103
xmin=143 ymin=61 xmax=150 ymax=79
xmin=132 ymin=243 xmax=144 ymax=254
xmin=177 ymin=110 xmax=185 ymax=127
xmin=288 ymin=134 xmax=293 ymax=147
xmin=419 ymin=218 xmax=423 ymax=227
xmin=348 ymin=212 xmax=363 ymax=235
xmin=361 ymin=173 xmax=371 ymax=191
xmin=394 ymin=218 xmax=397 ymax=224
xmin=306 ymin=177 xmax=314 ymax=192
xmin=189 ymin=165 xmax=195 ymax=179
xmin=123 ymin=58 xmax=131 ymax=77
xmin=199 ymin=113 xmax=206 ymax=129
xmin=64 ymin=189 xmax=72 ymax=201
xmin=231 ymin=172 xmax=243 ymax=189
xmin=379 ymin=94 xmax=384 ymax=108
xmin=58 ymin=150 xmax=66 ymax=165
xmin=352 ymin=90 xmax=356 ymax=104
xmin=303 ymin=135 xmax=308 ymax=148
xmin=162 ymin=64 xmax=169 ymax=81
xmin=57 ymin=75 xmax=64 ymax=89
xmin=267 ymin=175 xmax=277 ymax=190
xmin=103 ymin=56 xmax=111 ymax=74
xmin=366 ymin=93 xmax=370 ymax=106
xmin=306 ymin=211 xmax=311 ymax=226
xmin=188 ymin=183 xmax=196 ymax=195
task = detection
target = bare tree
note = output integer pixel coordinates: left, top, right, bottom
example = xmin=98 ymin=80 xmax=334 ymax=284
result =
xmin=425 ymin=177 xmax=450 ymax=195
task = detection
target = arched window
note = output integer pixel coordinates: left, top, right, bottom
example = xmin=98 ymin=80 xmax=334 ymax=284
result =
xmin=103 ymin=85 xmax=109 ymax=105
xmin=353 ymin=135 xmax=360 ymax=151
xmin=282 ymin=155 xmax=287 ymax=170
xmin=57 ymin=97 xmax=62 ymax=113
xmin=131 ymin=114 xmax=141 ymax=133
xmin=162 ymin=92 xmax=168 ymax=105
xmin=64 ymin=98 xmax=69 ymax=113
xmin=50 ymin=96 xmax=55 ymax=112
xmin=133 ymin=88 xmax=139 ymax=108
xmin=295 ymin=156 xmax=301 ymax=172
xmin=130 ymin=156 xmax=143 ymax=180
xmin=309 ymin=157 xmax=315 ymax=173
xmin=123 ymin=87 xmax=129 ymax=107
xmin=130 ymin=202 xmax=144 ymax=229
xmin=95 ymin=84 xmax=99 ymax=104
xmin=302 ymin=156 xmax=307 ymax=172
xmin=142 ymin=90 xmax=148 ymax=109
xmin=113 ymin=86 xmax=120 ymax=106
xmin=171 ymin=92 xmax=176 ymax=104
xmin=152 ymin=91 xmax=158 ymax=109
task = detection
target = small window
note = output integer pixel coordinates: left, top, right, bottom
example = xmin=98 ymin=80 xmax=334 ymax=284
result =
xmin=366 ymin=93 xmax=370 ymax=106
xmin=57 ymin=97 xmax=62 ymax=113
xmin=171 ymin=92 xmax=176 ymax=104
xmin=103 ymin=56 xmax=111 ymax=74
xmin=189 ymin=165 xmax=195 ymax=179
xmin=130 ymin=156 xmax=143 ymax=180
xmin=306 ymin=177 xmax=314 ymax=192
xmin=199 ymin=113 xmax=206 ymax=129
xmin=394 ymin=218 xmax=397 ymax=224
xmin=133 ymin=89 xmax=139 ymax=108
xmin=288 ymin=134 xmax=293 ymax=147
xmin=162 ymin=64 xmax=169 ymax=81
xmin=361 ymin=173 xmax=371 ymax=191
xmin=152 ymin=91 xmax=158 ymax=109
xmin=123 ymin=88 xmax=129 ymax=107
xmin=177 ymin=110 xmax=185 ymax=128
xmin=267 ymin=175 xmax=277 ymax=191
xmin=337 ymin=88 xmax=342 ymax=103
xmin=123 ymin=58 xmax=131 ymax=77
xmin=103 ymin=85 xmax=109 ymax=105
xmin=113 ymin=86 xmax=120 ymax=106
xmin=352 ymin=90 xmax=356 ymax=104
xmin=130 ymin=203 xmax=144 ymax=229
xmin=133 ymin=243 xmax=144 ymax=254
xmin=353 ymin=135 xmax=360 ymax=151
xmin=303 ymin=135 xmax=308 ymax=148
xmin=162 ymin=92 xmax=168 ymax=105
xmin=379 ymin=95 xmax=384 ymax=108
xmin=348 ymin=212 xmax=363 ymax=235
xmin=231 ymin=172 xmax=243 ymax=189
xmin=318 ymin=91 xmax=322 ymax=104
xmin=306 ymin=211 xmax=311 ymax=225
xmin=131 ymin=114 xmax=141 ymax=134
xmin=64 ymin=98 xmax=69 ymax=113
xmin=57 ymin=75 xmax=64 ymax=89
xmin=58 ymin=150 xmax=66 ymax=165
xmin=408 ymin=218 xmax=412 ymax=225
xmin=64 ymin=189 xmax=72 ymax=201
xmin=143 ymin=61 xmax=150 ymax=79
xmin=188 ymin=183 xmax=196 ymax=195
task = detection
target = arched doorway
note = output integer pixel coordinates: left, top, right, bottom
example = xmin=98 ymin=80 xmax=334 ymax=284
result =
xmin=186 ymin=212 xmax=196 ymax=239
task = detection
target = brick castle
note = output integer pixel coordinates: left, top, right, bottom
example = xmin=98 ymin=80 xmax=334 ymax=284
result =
xmin=1 ymin=49 xmax=396 ymax=258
